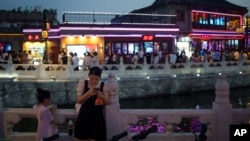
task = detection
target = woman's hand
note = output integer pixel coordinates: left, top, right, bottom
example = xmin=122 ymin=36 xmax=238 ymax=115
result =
xmin=87 ymin=88 xmax=99 ymax=97
xmin=96 ymin=90 xmax=105 ymax=98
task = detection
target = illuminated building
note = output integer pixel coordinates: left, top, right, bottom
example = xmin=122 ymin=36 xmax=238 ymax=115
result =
xmin=123 ymin=0 xmax=249 ymax=57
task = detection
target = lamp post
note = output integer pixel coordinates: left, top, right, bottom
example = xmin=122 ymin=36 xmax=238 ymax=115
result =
xmin=42 ymin=9 xmax=49 ymax=64
xmin=245 ymin=15 xmax=249 ymax=52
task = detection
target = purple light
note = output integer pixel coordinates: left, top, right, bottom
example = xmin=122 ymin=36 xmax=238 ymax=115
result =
xmin=192 ymin=29 xmax=238 ymax=34
xmin=23 ymin=29 xmax=41 ymax=33
xmin=59 ymin=27 xmax=179 ymax=32
xmin=192 ymin=10 xmax=242 ymax=17
xmin=189 ymin=33 xmax=243 ymax=37
xmin=23 ymin=29 xmax=59 ymax=33
xmin=192 ymin=10 xmax=242 ymax=26
xmin=48 ymin=34 xmax=176 ymax=39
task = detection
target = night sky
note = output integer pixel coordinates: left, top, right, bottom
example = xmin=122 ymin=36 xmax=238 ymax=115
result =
xmin=0 ymin=0 xmax=249 ymax=22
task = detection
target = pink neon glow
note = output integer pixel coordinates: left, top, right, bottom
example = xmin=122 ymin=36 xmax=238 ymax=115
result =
xmin=48 ymin=34 xmax=176 ymax=39
xmin=192 ymin=29 xmax=239 ymax=34
xmin=59 ymin=27 xmax=179 ymax=32
xmin=23 ymin=26 xmax=179 ymax=34
xmin=189 ymin=33 xmax=243 ymax=37
xmin=191 ymin=10 xmax=242 ymax=26
xmin=192 ymin=10 xmax=242 ymax=17
xmin=23 ymin=29 xmax=59 ymax=33
xmin=23 ymin=29 xmax=41 ymax=33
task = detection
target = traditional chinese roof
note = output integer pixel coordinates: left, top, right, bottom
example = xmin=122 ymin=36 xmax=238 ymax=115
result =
xmin=132 ymin=0 xmax=248 ymax=15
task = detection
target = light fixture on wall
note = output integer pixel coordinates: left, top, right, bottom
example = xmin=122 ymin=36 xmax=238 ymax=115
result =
xmin=50 ymin=76 xmax=56 ymax=81
xmin=145 ymin=75 xmax=150 ymax=79
xmin=13 ymin=77 xmax=18 ymax=82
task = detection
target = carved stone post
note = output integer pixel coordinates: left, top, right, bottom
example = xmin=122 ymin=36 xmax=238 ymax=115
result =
xmin=119 ymin=56 xmax=124 ymax=77
xmin=105 ymin=73 xmax=121 ymax=140
xmin=213 ymin=75 xmax=232 ymax=141
xmin=4 ymin=113 xmax=21 ymax=137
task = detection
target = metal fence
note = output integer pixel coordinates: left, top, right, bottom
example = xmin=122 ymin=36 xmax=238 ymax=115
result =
xmin=62 ymin=11 xmax=176 ymax=25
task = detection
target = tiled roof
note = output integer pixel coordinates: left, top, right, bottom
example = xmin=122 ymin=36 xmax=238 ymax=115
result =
xmin=152 ymin=0 xmax=248 ymax=9
xmin=132 ymin=0 xmax=248 ymax=13
xmin=0 ymin=27 xmax=22 ymax=34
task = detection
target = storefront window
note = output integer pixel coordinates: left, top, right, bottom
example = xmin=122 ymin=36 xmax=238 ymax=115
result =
xmin=114 ymin=43 xmax=121 ymax=54
xmin=122 ymin=43 xmax=128 ymax=54
xmin=192 ymin=11 xmax=240 ymax=30
xmin=0 ymin=42 xmax=12 ymax=52
xmin=128 ymin=43 xmax=134 ymax=54
xmin=143 ymin=42 xmax=153 ymax=53
xmin=105 ymin=40 xmax=173 ymax=55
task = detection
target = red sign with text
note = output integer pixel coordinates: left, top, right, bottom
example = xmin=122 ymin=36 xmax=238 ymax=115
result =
xmin=142 ymin=35 xmax=154 ymax=41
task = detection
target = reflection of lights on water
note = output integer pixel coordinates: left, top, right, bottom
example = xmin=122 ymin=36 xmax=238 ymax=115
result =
xmin=146 ymin=75 xmax=150 ymax=79
xmin=173 ymin=74 xmax=177 ymax=77
xmin=218 ymin=73 xmax=222 ymax=75
xmin=50 ymin=76 xmax=56 ymax=82
xmin=196 ymin=73 xmax=200 ymax=77
xmin=13 ymin=77 xmax=18 ymax=82
xmin=116 ymin=76 xmax=120 ymax=80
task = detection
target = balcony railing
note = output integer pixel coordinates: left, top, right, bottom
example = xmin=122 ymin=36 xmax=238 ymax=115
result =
xmin=0 ymin=27 xmax=22 ymax=34
xmin=0 ymin=57 xmax=250 ymax=81
xmin=62 ymin=11 xmax=177 ymax=26
xmin=1 ymin=76 xmax=250 ymax=141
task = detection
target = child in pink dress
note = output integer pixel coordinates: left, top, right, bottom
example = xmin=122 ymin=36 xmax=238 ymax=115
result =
xmin=33 ymin=88 xmax=57 ymax=141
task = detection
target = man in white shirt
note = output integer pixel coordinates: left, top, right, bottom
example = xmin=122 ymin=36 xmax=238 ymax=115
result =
xmin=73 ymin=53 xmax=80 ymax=70
xmin=169 ymin=52 xmax=177 ymax=64
xmin=26 ymin=50 xmax=33 ymax=64
xmin=138 ymin=49 xmax=144 ymax=64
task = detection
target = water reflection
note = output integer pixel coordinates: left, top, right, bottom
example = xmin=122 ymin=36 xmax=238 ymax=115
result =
xmin=119 ymin=87 xmax=250 ymax=109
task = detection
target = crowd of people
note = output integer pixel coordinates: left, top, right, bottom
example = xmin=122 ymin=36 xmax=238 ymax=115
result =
xmin=0 ymin=49 xmax=36 ymax=64
xmin=104 ymin=49 xmax=249 ymax=65
xmin=57 ymin=50 xmax=98 ymax=70
xmin=1 ymin=48 xmax=249 ymax=67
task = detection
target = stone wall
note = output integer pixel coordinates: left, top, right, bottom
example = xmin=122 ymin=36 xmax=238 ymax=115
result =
xmin=0 ymin=73 xmax=250 ymax=108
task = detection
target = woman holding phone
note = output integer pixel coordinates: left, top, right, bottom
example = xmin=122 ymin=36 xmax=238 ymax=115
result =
xmin=74 ymin=66 xmax=110 ymax=141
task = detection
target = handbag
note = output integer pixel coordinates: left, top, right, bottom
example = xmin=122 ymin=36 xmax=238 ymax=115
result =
xmin=95 ymin=97 xmax=104 ymax=105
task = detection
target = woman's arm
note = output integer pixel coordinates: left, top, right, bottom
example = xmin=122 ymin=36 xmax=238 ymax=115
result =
xmin=76 ymin=78 xmax=99 ymax=104
xmin=76 ymin=78 xmax=89 ymax=104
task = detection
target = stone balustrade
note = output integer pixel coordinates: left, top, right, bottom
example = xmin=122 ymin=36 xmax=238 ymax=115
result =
xmin=0 ymin=76 xmax=250 ymax=141
xmin=0 ymin=59 xmax=250 ymax=81
xmin=1 ymin=108 xmax=250 ymax=141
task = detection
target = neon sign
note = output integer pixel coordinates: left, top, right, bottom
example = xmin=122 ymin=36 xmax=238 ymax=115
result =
xmin=27 ymin=34 xmax=40 ymax=41
xmin=142 ymin=35 xmax=154 ymax=41
xmin=199 ymin=35 xmax=211 ymax=40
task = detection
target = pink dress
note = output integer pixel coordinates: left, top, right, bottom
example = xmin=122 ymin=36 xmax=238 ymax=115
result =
xmin=33 ymin=104 xmax=56 ymax=141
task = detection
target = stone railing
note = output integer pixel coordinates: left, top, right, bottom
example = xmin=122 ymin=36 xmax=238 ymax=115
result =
xmin=0 ymin=58 xmax=250 ymax=81
xmin=1 ymin=76 xmax=250 ymax=141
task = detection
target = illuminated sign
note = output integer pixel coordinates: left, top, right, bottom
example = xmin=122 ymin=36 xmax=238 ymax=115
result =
xmin=142 ymin=35 xmax=154 ymax=41
xmin=42 ymin=29 xmax=48 ymax=39
xmin=199 ymin=35 xmax=211 ymax=40
xmin=189 ymin=34 xmax=243 ymax=40
xmin=27 ymin=34 xmax=40 ymax=41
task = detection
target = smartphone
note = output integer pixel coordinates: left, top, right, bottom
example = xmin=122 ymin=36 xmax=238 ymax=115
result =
xmin=94 ymin=88 xmax=100 ymax=91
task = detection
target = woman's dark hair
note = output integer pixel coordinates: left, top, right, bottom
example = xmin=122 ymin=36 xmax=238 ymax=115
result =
xmin=36 ymin=88 xmax=51 ymax=103
xmin=88 ymin=66 xmax=102 ymax=77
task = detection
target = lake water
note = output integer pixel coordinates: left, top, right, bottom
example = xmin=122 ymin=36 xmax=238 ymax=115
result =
xmin=13 ymin=86 xmax=250 ymax=133
xmin=118 ymin=86 xmax=250 ymax=109
xmin=56 ymin=86 xmax=250 ymax=109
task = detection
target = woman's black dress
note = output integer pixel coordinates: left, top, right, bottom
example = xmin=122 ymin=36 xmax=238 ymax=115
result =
xmin=74 ymin=80 xmax=106 ymax=141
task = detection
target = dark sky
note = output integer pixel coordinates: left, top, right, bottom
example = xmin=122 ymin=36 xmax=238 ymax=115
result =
xmin=0 ymin=0 xmax=249 ymax=22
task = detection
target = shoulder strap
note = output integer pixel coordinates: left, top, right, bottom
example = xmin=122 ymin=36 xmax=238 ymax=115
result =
xmin=84 ymin=80 xmax=88 ymax=93
xmin=100 ymin=82 xmax=104 ymax=92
